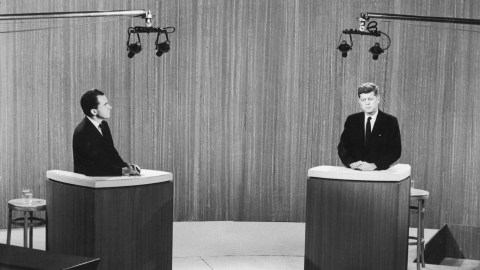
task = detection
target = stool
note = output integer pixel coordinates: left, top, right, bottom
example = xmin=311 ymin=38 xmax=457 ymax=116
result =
xmin=7 ymin=198 xmax=47 ymax=249
xmin=409 ymin=188 xmax=429 ymax=270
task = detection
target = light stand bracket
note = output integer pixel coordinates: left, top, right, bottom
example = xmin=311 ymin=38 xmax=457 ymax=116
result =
xmin=360 ymin=12 xmax=480 ymax=26
xmin=0 ymin=9 xmax=153 ymax=27
xmin=342 ymin=28 xmax=381 ymax=37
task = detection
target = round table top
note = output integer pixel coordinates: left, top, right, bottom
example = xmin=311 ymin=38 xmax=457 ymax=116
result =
xmin=8 ymin=198 xmax=46 ymax=211
xmin=411 ymin=188 xmax=429 ymax=199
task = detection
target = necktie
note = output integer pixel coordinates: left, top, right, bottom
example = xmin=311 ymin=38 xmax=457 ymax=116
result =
xmin=365 ymin=117 xmax=372 ymax=147
xmin=98 ymin=122 xmax=104 ymax=135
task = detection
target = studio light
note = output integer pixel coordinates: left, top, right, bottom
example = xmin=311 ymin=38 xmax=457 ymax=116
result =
xmin=155 ymin=41 xmax=170 ymax=57
xmin=338 ymin=20 xmax=390 ymax=60
xmin=155 ymin=31 xmax=170 ymax=57
xmin=369 ymin=42 xmax=384 ymax=60
xmin=126 ymin=26 xmax=175 ymax=58
xmin=127 ymin=42 xmax=142 ymax=58
xmin=337 ymin=33 xmax=353 ymax=58
xmin=337 ymin=40 xmax=352 ymax=58
xmin=127 ymin=30 xmax=142 ymax=58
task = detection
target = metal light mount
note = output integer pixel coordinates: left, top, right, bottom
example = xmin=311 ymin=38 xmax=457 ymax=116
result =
xmin=339 ymin=20 xmax=391 ymax=60
xmin=337 ymin=33 xmax=353 ymax=58
xmin=126 ymin=26 xmax=175 ymax=58
xmin=127 ymin=28 xmax=142 ymax=58
xmin=155 ymin=29 xmax=170 ymax=57
xmin=0 ymin=9 xmax=153 ymax=23
xmin=360 ymin=12 xmax=480 ymax=25
xmin=342 ymin=20 xmax=382 ymax=37
xmin=368 ymin=33 xmax=391 ymax=60
xmin=338 ymin=11 xmax=480 ymax=60
xmin=144 ymin=9 xmax=153 ymax=27
xmin=0 ymin=9 xmax=176 ymax=58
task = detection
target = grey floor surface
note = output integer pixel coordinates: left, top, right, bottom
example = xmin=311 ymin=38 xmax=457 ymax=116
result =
xmin=0 ymin=221 xmax=475 ymax=269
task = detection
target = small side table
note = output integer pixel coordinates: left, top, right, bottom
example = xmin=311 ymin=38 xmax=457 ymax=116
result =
xmin=7 ymin=198 xmax=47 ymax=249
xmin=409 ymin=188 xmax=429 ymax=270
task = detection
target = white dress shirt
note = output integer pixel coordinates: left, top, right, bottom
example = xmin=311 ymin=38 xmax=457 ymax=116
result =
xmin=364 ymin=110 xmax=378 ymax=132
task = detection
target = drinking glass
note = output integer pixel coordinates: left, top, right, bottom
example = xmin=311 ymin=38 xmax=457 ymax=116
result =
xmin=22 ymin=188 xmax=31 ymax=199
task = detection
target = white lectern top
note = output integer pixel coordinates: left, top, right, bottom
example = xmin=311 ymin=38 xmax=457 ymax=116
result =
xmin=46 ymin=169 xmax=173 ymax=188
xmin=308 ymin=164 xmax=411 ymax=182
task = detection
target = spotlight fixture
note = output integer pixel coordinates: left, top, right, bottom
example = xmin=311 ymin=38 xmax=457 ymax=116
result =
xmin=369 ymin=42 xmax=384 ymax=60
xmin=338 ymin=20 xmax=390 ymax=60
xmin=337 ymin=33 xmax=353 ymax=58
xmin=127 ymin=42 xmax=142 ymax=58
xmin=155 ymin=31 xmax=170 ymax=57
xmin=337 ymin=40 xmax=352 ymax=57
xmin=126 ymin=26 xmax=176 ymax=58
xmin=127 ymin=30 xmax=142 ymax=58
xmin=368 ymin=32 xmax=391 ymax=60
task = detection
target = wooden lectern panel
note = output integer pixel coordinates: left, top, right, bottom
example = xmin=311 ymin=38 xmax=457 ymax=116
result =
xmin=46 ymin=179 xmax=173 ymax=270
xmin=304 ymin=177 xmax=410 ymax=270
xmin=0 ymin=243 xmax=99 ymax=270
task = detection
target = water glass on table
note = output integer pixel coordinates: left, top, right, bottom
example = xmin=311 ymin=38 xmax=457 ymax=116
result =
xmin=22 ymin=187 xmax=33 ymax=204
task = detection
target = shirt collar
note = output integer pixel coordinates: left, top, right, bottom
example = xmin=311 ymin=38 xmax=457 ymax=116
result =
xmin=86 ymin=116 xmax=102 ymax=129
xmin=365 ymin=109 xmax=379 ymax=121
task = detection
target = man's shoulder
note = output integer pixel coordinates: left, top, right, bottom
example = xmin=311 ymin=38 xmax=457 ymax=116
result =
xmin=73 ymin=117 xmax=94 ymax=136
xmin=347 ymin=112 xmax=364 ymax=120
xmin=74 ymin=117 xmax=86 ymax=129
xmin=378 ymin=110 xmax=398 ymax=122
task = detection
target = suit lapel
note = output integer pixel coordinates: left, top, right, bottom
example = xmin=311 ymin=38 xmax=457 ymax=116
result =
xmin=84 ymin=117 xmax=107 ymax=141
xmin=365 ymin=110 xmax=385 ymax=151
xmin=371 ymin=110 xmax=384 ymax=135
xmin=359 ymin=113 xmax=366 ymax=147
xmin=101 ymin=121 xmax=115 ymax=145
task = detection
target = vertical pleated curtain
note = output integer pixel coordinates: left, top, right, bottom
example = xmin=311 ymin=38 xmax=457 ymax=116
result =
xmin=0 ymin=0 xmax=480 ymax=228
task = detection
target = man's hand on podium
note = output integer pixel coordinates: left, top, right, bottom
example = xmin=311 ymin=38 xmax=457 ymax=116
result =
xmin=350 ymin=161 xmax=377 ymax=171
xmin=122 ymin=164 xmax=141 ymax=176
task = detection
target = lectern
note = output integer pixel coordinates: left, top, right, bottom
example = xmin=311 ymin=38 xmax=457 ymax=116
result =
xmin=304 ymin=164 xmax=411 ymax=270
xmin=46 ymin=169 xmax=173 ymax=270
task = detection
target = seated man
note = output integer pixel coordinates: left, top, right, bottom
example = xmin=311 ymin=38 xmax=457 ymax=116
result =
xmin=337 ymin=82 xmax=401 ymax=171
xmin=73 ymin=89 xmax=140 ymax=176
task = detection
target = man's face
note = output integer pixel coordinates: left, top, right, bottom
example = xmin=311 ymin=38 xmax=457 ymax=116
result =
xmin=92 ymin=95 xmax=112 ymax=120
xmin=358 ymin=92 xmax=379 ymax=115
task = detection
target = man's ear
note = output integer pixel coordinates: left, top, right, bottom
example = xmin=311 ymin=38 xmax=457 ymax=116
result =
xmin=90 ymin=109 xmax=97 ymax=116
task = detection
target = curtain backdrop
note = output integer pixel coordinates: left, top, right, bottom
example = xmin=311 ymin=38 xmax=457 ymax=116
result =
xmin=1 ymin=0 xmax=480 ymax=228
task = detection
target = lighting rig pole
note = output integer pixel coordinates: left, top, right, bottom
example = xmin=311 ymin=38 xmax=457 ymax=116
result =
xmin=0 ymin=9 xmax=175 ymax=58
xmin=360 ymin=12 xmax=480 ymax=25
xmin=338 ymin=12 xmax=480 ymax=60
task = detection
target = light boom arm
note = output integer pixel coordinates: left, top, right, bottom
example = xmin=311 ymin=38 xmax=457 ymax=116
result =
xmin=0 ymin=9 xmax=153 ymax=27
xmin=361 ymin=12 xmax=480 ymax=26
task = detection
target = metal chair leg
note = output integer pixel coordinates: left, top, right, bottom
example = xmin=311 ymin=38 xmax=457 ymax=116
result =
xmin=23 ymin=211 xmax=28 ymax=248
xmin=416 ymin=202 xmax=421 ymax=270
xmin=420 ymin=199 xmax=426 ymax=267
xmin=6 ymin=209 xmax=12 ymax=245
xmin=45 ymin=210 xmax=48 ymax=251
xmin=29 ymin=211 xmax=34 ymax=248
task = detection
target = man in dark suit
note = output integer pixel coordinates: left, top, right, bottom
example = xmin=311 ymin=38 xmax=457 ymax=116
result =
xmin=73 ymin=89 xmax=140 ymax=176
xmin=337 ymin=82 xmax=401 ymax=171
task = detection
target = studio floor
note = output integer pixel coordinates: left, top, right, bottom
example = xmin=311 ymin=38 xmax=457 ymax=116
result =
xmin=0 ymin=221 xmax=475 ymax=270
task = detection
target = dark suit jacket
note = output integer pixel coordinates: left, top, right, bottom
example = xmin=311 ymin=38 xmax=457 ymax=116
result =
xmin=337 ymin=110 xmax=401 ymax=170
xmin=73 ymin=117 xmax=127 ymax=176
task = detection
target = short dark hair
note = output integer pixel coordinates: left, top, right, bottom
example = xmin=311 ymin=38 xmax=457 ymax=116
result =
xmin=357 ymin=82 xmax=379 ymax=97
xmin=80 ymin=89 xmax=105 ymax=117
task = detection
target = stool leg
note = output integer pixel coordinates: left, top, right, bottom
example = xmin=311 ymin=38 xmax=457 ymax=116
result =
xmin=7 ymin=209 xmax=12 ymax=245
xmin=420 ymin=199 xmax=426 ymax=267
xmin=29 ymin=212 xmax=33 ymax=249
xmin=45 ymin=210 xmax=48 ymax=251
xmin=416 ymin=201 xmax=421 ymax=270
xmin=23 ymin=211 xmax=28 ymax=248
